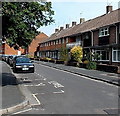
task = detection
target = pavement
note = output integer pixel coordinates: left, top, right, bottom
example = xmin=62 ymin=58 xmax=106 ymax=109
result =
xmin=0 ymin=61 xmax=29 ymax=115
xmin=34 ymin=60 xmax=120 ymax=86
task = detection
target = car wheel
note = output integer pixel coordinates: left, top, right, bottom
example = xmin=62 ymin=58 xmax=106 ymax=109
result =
xmin=13 ymin=68 xmax=17 ymax=73
xmin=31 ymin=69 xmax=34 ymax=73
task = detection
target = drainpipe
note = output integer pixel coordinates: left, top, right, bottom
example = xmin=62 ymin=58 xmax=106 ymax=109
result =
xmin=113 ymin=24 xmax=118 ymax=44
xmin=90 ymin=30 xmax=94 ymax=46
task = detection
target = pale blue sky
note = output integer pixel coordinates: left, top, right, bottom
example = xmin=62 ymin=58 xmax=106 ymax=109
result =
xmin=38 ymin=1 xmax=119 ymax=36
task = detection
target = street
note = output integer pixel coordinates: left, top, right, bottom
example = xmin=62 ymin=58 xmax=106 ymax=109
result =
xmin=10 ymin=62 xmax=119 ymax=114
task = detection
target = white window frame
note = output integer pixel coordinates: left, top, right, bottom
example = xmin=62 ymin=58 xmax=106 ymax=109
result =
xmin=99 ymin=27 xmax=109 ymax=37
xmin=62 ymin=38 xmax=64 ymax=44
xmin=56 ymin=40 xmax=58 ymax=44
xmin=66 ymin=38 xmax=69 ymax=43
xmin=112 ymin=48 xmax=120 ymax=62
xmin=95 ymin=50 xmax=109 ymax=61
xmin=59 ymin=39 xmax=61 ymax=44
xmin=51 ymin=41 xmax=53 ymax=45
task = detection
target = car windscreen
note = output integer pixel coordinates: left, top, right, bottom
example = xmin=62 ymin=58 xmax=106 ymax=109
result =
xmin=16 ymin=57 xmax=31 ymax=63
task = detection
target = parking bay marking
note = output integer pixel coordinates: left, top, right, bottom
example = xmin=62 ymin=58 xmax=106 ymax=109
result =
xmin=32 ymin=93 xmax=41 ymax=105
xmin=48 ymin=81 xmax=64 ymax=88
xmin=53 ymin=90 xmax=64 ymax=94
xmin=24 ymin=83 xmax=45 ymax=87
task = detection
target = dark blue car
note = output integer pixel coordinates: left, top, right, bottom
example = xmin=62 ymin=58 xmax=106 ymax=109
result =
xmin=13 ymin=56 xmax=34 ymax=73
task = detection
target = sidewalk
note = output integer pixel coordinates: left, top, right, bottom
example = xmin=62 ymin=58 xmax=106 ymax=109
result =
xmin=0 ymin=61 xmax=29 ymax=115
xmin=35 ymin=60 xmax=120 ymax=86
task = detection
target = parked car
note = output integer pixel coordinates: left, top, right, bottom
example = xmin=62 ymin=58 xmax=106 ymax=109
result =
xmin=13 ymin=56 xmax=34 ymax=73
xmin=9 ymin=55 xmax=17 ymax=66
xmin=2 ymin=54 xmax=9 ymax=61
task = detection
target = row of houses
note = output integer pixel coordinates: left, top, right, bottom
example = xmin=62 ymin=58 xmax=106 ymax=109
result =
xmin=36 ymin=5 xmax=120 ymax=66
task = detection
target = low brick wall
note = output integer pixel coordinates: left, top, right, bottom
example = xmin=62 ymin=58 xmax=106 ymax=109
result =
xmin=97 ymin=64 xmax=119 ymax=73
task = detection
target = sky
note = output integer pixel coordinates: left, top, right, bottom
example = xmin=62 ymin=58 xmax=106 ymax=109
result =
xmin=38 ymin=0 xmax=120 ymax=36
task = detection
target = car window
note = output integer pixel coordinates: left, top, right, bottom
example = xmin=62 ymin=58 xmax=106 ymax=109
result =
xmin=16 ymin=58 xmax=31 ymax=63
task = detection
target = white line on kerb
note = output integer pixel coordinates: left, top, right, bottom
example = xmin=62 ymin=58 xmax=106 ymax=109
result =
xmin=13 ymin=108 xmax=32 ymax=114
xmin=32 ymin=93 xmax=41 ymax=105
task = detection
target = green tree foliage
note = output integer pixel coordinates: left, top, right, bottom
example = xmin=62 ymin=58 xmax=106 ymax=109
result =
xmin=59 ymin=47 xmax=69 ymax=61
xmin=2 ymin=2 xmax=54 ymax=49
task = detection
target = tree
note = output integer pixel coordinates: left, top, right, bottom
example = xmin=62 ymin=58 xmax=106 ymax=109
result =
xmin=2 ymin=2 xmax=54 ymax=49
xmin=59 ymin=47 xmax=69 ymax=61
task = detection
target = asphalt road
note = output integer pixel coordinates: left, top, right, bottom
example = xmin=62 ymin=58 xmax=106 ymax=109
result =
xmin=12 ymin=62 xmax=119 ymax=115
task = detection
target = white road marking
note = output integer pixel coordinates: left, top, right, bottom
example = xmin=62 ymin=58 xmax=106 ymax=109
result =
xmin=37 ymin=63 xmax=118 ymax=88
xmin=48 ymin=81 xmax=64 ymax=88
xmin=53 ymin=90 xmax=64 ymax=94
xmin=24 ymin=83 xmax=45 ymax=87
xmin=35 ymin=72 xmax=47 ymax=80
xmin=32 ymin=93 xmax=41 ymax=105
xmin=13 ymin=108 xmax=32 ymax=114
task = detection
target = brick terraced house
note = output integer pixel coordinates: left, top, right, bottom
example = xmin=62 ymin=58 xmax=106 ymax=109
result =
xmin=28 ymin=33 xmax=48 ymax=57
xmin=37 ymin=6 xmax=120 ymax=71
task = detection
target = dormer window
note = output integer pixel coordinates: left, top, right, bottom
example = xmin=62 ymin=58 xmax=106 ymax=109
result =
xmin=99 ymin=27 xmax=109 ymax=37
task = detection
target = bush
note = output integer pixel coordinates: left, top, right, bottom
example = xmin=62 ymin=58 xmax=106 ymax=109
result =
xmin=70 ymin=46 xmax=83 ymax=64
xmin=86 ymin=61 xmax=97 ymax=70
xmin=83 ymin=60 xmax=89 ymax=64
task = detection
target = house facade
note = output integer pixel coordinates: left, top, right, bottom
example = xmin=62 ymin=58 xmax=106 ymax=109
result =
xmin=0 ymin=41 xmax=25 ymax=55
xmin=28 ymin=32 xmax=48 ymax=57
xmin=37 ymin=6 xmax=120 ymax=66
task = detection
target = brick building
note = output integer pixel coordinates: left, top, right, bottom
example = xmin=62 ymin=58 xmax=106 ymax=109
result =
xmin=28 ymin=33 xmax=48 ymax=57
xmin=0 ymin=41 xmax=25 ymax=55
xmin=0 ymin=32 xmax=48 ymax=56
xmin=37 ymin=6 xmax=120 ymax=67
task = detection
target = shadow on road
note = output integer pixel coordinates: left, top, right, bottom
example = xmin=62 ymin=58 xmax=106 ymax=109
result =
xmin=1 ymin=73 xmax=18 ymax=86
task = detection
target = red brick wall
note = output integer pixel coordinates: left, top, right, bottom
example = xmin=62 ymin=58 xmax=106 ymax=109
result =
xmin=4 ymin=43 xmax=24 ymax=55
xmin=93 ymin=30 xmax=99 ymax=46
xmin=109 ymin=26 xmax=116 ymax=44
xmin=28 ymin=33 xmax=48 ymax=57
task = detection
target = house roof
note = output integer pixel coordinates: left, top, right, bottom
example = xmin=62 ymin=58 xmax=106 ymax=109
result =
xmin=40 ymin=8 xmax=120 ymax=44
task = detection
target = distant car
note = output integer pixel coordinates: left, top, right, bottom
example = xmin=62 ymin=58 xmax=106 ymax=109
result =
xmin=2 ymin=54 xmax=9 ymax=61
xmin=13 ymin=56 xmax=34 ymax=73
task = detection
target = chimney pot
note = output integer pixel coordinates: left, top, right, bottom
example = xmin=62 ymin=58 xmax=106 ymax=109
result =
xmin=72 ymin=22 xmax=77 ymax=26
xmin=60 ymin=27 xmax=64 ymax=31
xmin=80 ymin=18 xmax=85 ymax=24
xmin=66 ymin=24 xmax=69 ymax=28
xmin=55 ymin=29 xmax=59 ymax=33
xmin=106 ymin=5 xmax=113 ymax=14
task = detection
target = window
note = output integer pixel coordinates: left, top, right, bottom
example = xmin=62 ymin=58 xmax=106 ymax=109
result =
xmin=62 ymin=38 xmax=64 ymax=44
xmin=66 ymin=38 xmax=68 ymax=43
xmin=59 ymin=39 xmax=61 ymax=44
xmin=54 ymin=41 xmax=56 ymax=45
xmin=112 ymin=48 xmax=120 ymax=62
xmin=99 ymin=27 xmax=109 ymax=37
xmin=51 ymin=41 xmax=53 ymax=45
xmin=56 ymin=40 xmax=58 ymax=44
xmin=95 ymin=50 xmax=109 ymax=61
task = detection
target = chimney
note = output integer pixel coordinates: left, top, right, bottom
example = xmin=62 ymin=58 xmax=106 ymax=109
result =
xmin=72 ymin=22 xmax=76 ymax=26
xmin=66 ymin=24 xmax=69 ymax=28
xmin=106 ymin=5 xmax=113 ymax=14
xmin=55 ymin=28 xmax=59 ymax=33
xmin=80 ymin=18 xmax=85 ymax=24
xmin=60 ymin=27 xmax=64 ymax=31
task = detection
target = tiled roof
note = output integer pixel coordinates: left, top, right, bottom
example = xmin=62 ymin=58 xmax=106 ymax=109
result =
xmin=41 ymin=8 xmax=120 ymax=43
